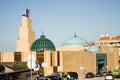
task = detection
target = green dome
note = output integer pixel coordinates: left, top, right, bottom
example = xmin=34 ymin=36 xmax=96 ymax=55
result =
xmin=31 ymin=34 xmax=56 ymax=51
xmin=61 ymin=35 xmax=89 ymax=47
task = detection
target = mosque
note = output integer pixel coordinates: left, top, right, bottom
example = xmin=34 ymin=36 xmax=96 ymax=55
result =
xmin=0 ymin=9 xmax=120 ymax=76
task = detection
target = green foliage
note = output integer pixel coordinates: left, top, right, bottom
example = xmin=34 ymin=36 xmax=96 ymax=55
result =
xmin=0 ymin=65 xmax=5 ymax=72
xmin=12 ymin=63 xmax=28 ymax=70
xmin=20 ymin=63 xmax=28 ymax=69
xmin=112 ymin=68 xmax=120 ymax=76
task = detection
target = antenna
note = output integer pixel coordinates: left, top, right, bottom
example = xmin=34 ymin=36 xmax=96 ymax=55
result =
xmin=74 ymin=33 xmax=77 ymax=37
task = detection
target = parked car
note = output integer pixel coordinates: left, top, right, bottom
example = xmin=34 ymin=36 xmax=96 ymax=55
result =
xmin=52 ymin=72 xmax=64 ymax=78
xmin=96 ymin=72 xmax=103 ymax=77
xmin=46 ymin=73 xmax=62 ymax=80
xmin=85 ymin=72 xmax=94 ymax=78
xmin=33 ymin=77 xmax=50 ymax=80
xmin=105 ymin=73 xmax=114 ymax=80
xmin=67 ymin=72 xmax=78 ymax=80
xmin=102 ymin=72 xmax=107 ymax=76
xmin=39 ymin=77 xmax=50 ymax=80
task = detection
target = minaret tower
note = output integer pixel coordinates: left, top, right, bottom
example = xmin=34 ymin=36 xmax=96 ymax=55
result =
xmin=16 ymin=9 xmax=35 ymax=61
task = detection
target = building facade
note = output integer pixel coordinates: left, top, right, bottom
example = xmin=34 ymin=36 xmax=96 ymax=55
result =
xmin=0 ymin=9 xmax=120 ymax=77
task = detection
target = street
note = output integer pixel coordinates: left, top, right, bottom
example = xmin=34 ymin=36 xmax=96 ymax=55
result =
xmin=78 ymin=77 xmax=120 ymax=80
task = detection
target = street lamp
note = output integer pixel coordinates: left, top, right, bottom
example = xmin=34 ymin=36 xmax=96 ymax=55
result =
xmin=80 ymin=66 xmax=84 ymax=79
xmin=42 ymin=62 xmax=47 ymax=80
xmin=27 ymin=52 xmax=36 ymax=80
xmin=106 ymin=65 xmax=108 ymax=72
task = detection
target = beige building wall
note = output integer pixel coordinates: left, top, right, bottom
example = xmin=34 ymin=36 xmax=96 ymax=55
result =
xmin=107 ymin=52 xmax=115 ymax=71
xmin=0 ymin=52 xmax=14 ymax=62
xmin=101 ymin=46 xmax=119 ymax=70
xmin=16 ymin=10 xmax=35 ymax=62
xmin=44 ymin=51 xmax=57 ymax=75
xmin=56 ymin=49 xmax=118 ymax=77
xmin=57 ymin=51 xmax=96 ymax=76
xmin=81 ymin=52 xmax=96 ymax=75
xmin=16 ymin=16 xmax=35 ymax=52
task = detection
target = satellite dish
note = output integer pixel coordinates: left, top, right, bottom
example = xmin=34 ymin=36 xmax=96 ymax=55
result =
xmin=34 ymin=64 xmax=40 ymax=71
xmin=27 ymin=60 xmax=36 ymax=69
xmin=42 ymin=62 xmax=47 ymax=68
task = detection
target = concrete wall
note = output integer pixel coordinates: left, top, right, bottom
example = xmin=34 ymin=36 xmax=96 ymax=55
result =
xmin=58 ymin=51 xmax=96 ymax=76
xmin=0 ymin=52 xmax=14 ymax=62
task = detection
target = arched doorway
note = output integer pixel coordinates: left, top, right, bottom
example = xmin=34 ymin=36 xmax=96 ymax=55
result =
xmin=36 ymin=51 xmax=44 ymax=74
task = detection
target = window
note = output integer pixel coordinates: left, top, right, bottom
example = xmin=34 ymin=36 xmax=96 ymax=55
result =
xmin=50 ymin=53 xmax=52 ymax=66
xmin=57 ymin=51 xmax=60 ymax=66
xmin=14 ymin=52 xmax=21 ymax=62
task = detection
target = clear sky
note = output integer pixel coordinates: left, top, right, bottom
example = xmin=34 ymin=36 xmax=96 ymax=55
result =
xmin=0 ymin=0 xmax=120 ymax=52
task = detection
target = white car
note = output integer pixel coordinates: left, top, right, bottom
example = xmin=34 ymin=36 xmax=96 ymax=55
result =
xmin=105 ymin=74 xmax=114 ymax=80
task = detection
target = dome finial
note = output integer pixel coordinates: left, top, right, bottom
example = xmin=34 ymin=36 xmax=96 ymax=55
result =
xmin=40 ymin=30 xmax=45 ymax=38
xmin=74 ymin=33 xmax=77 ymax=37
xmin=42 ymin=30 xmax=44 ymax=35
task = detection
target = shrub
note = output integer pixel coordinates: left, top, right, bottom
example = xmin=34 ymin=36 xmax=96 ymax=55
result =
xmin=112 ymin=68 xmax=120 ymax=78
xmin=12 ymin=63 xmax=28 ymax=70
xmin=0 ymin=65 xmax=5 ymax=72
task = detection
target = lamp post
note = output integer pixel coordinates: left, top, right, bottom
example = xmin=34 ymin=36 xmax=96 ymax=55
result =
xmin=42 ymin=62 xmax=47 ymax=80
xmin=106 ymin=65 xmax=108 ymax=72
xmin=80 ymin=66 xmax=84 ymax=80
xmin=27 ymin=52 xmax=36 ymax=80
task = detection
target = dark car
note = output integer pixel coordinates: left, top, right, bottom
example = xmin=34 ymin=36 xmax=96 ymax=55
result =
xmin=33 ymin=77 xmax=50 ymax=80
xmin=85 ymin=72 xmax=94 ymax=78
xmin=34 ymin=73 xmax=62 ymax=80
xmin=96 ymin=72 xmax=103 ymax=77
xmin=102 ymin=72 xmax=107 ymax=76
xmin=66 ymin=72 xmax=78 ymax=80
xmin=46 ymin=73 xmax=62 ymax=80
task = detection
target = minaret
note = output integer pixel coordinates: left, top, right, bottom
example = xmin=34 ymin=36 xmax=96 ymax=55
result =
xmin=16 ymin=9 xmax=35 ymax=61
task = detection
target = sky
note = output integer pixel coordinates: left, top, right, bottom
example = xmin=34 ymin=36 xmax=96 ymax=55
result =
xmin=0 ymin=0 xmax=120 ymax=52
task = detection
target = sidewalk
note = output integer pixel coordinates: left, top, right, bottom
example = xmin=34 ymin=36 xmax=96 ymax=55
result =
xmin=78 ymin=77 xmax=120 ymax=80
xmin=78 ymin=77 xmax=104 ymax=80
